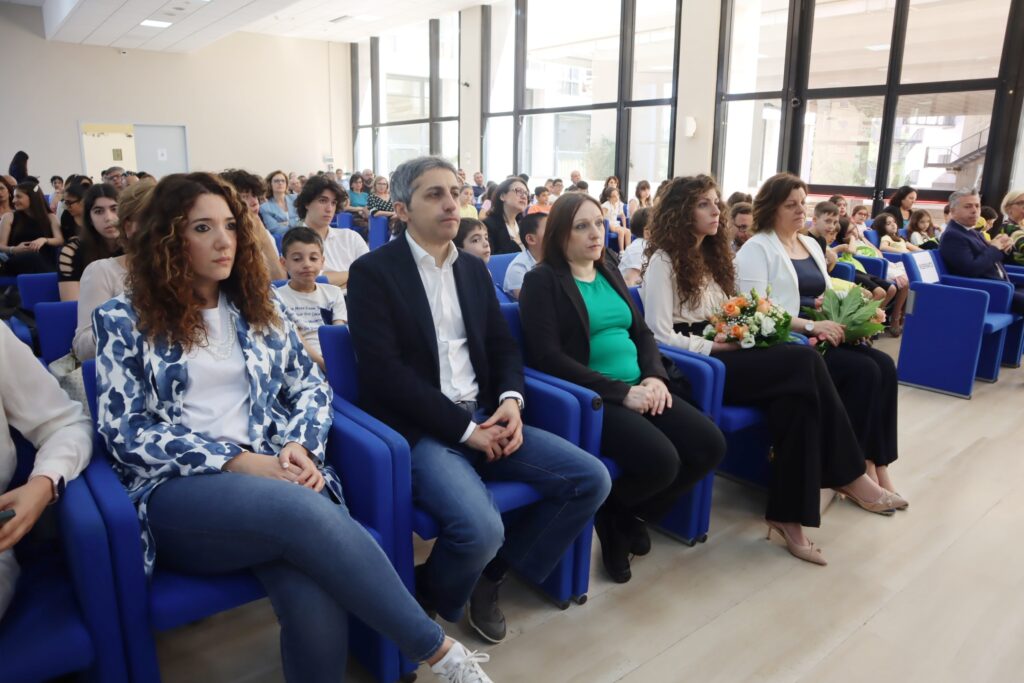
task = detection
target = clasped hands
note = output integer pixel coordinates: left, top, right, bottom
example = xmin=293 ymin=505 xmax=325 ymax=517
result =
xmin=991 ymin=233 xmax=1013 ymax=253
xmin=9 ymin=238 xmax=48 ymax=254
xmin=224 ymin=442 xmax=325 ymax=492
xmin=466 ymin=398 xmax=523 ymax=462
xmin=623 ymin=377 xmax=673 ymax=416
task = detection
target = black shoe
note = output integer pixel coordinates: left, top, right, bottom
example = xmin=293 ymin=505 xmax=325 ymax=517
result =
xmin=624 ymin=515 xmax=651 ymax=556
xmin=467 ymin=575 xmax=506 ymax=643
xmin=594 ymin=509 xmax=632 ymax=583
xmin=414 ymin=564 xmax=438 ymax=620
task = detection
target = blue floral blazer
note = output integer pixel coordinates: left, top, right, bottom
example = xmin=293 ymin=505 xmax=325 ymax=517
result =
xmin=93 ymin=294 xmax=341 ymax=574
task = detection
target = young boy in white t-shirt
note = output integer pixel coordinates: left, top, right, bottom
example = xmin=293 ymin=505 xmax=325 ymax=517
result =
xmin=275 ymin=227 xmax=348 ymax=371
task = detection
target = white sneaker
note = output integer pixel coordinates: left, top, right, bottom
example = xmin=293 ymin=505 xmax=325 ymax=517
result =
xmin=431 ymin=640 xmax=494 ymax=683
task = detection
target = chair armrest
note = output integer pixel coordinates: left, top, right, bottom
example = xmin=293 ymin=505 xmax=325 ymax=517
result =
xmin=522 ymin=375 xmax=580 ymax=445
xmin=853 ymin=255 xmax=888 ymax=279
xmin=939 ymin=275 xmax=1012 ymax=311
xmin=882 ymin=252 xmax=904 ymax=264
xmin=831 ymin=262 xmax=855 ymax=281
xmin=788 ymin=332 xmax=810 ymax=345
xmin=657 ymin=344 xmax=721 ymax=420
xmin=523 ymin=368 xmax=603 ymax=455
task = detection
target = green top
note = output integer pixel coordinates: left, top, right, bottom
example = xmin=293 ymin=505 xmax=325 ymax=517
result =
xmin=575 ymin=271 xmax=642 ymax=385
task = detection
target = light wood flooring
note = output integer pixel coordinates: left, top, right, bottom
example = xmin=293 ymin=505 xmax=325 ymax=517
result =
xmin=157 ymin=337 xmax=1024 ymax=683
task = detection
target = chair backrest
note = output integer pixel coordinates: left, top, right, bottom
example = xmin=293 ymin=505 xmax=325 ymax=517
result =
xmin=905 ymin=250 xmax=941 ymax=284
xmin=499 ymin=302 xmax=523 ymax=345
xmin=862 ymin=228 xmax=880 ymax=247
xmin=369 ymin=216 xmax=389 ymax=250
xmin=35 ymin=300 xmax=78 ymax=364
xmin=17 ymin=272 xmax=60 ymax=311
xmin=494 ymin=284 xmax=514 ymax=304
xmin=832 ymin=261 xmax=856 ymax=282
xmin=318 ymin=324 xmax=359 ymax=403
xmin=334 ymin=212 xmax=354 ymax=229
xmin=271 ymin=275 xmax=329 ymax=288
xmin=628 ymin=286 xmax=644 ymax=314
xmin=487 ymin=253 xmax=517 ymax=288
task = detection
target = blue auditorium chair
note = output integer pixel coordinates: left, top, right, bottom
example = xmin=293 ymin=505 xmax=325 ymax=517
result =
xmin=34 ymin=301 xmax=77 ymax=365
xmin=486 ymin=253 xmax=517 ymax=290
xmin=369 ymin=216 xmax=390 ymax=250
xmin=16 ymin=273 xmax=59 ymax=313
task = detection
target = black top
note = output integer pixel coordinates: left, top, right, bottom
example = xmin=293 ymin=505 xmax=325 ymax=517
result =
xmin=792 ymin=256 xmax=827 ymax=310
xmin=9 ymin=212 xmax=50 ymax=246
xmin=345 ymin=235 xmax=524 ymax=446
xmin=59 ymin=210 xmax=79 ymax=243
xmin=58 ymin=237 xmax=84 ymax=282
xmin=518 ymin=259 xmax=668 ymax=405
xmin=482 ymin=212 xmax=523 ymax=255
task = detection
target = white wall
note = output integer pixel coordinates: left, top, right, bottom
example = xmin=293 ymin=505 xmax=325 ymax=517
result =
xmin=674 ymin=0 xmax=721 ymax=177
xmin=0 ymin=3 xmax=353 ymax=180
xmin=458 ymin=6 xmax=483 ymax=174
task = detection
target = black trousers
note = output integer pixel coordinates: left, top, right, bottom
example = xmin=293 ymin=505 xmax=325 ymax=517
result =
xmin=716 ymin=344 xmax=865 ymax=526
xmin=1012 ymin=285 xmax=1024 ymax=316
xmin=600 ymin=394 xmax=724 ymax=523
xmin=823 ymin=345 xmax=899 ymax=467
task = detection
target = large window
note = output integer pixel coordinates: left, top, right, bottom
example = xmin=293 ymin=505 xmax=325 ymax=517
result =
xmin=351 ymin=14 xmax=460 ymax=175
xmin=483 ymin=0 xmax=680 ymax=190
xmin=716 ymin=0 xmax=1023 ymax=211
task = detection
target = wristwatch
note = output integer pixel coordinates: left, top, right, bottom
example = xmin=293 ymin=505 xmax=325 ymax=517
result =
xmin=804 ymin=321 xmax=815 ymax=333
xmin=34 ymin=474 xmax=66 ymax=504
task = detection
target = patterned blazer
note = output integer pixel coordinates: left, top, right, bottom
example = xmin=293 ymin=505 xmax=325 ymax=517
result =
xmin=93 ymin=294 xmax=341 ymax=574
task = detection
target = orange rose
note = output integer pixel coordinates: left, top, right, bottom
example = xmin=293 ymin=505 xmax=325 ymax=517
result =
xmin=735 ymin=297 xmax=749 ymax=308
xmin=731 ymin=324 xmax=746 ymax=340
xmin=716 ymin=322 xmax=726 ymax=333
xmin=722 ymin=302 xmax=741 ymax=317
xmin=756 ymin=298 xmax=771 ymax=314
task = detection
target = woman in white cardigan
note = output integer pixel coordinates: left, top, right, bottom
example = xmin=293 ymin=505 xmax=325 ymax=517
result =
xmin=735 ymin=172 xmax=905 ymax=503
xmin=642 ymin=175 xmax=903 ymax=565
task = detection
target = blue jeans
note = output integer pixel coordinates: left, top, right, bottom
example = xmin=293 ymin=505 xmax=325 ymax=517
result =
xmin=146 ymin=473 xmax=445 ymax=683
xmin=411 ymin=424 xmax=611 ymax=621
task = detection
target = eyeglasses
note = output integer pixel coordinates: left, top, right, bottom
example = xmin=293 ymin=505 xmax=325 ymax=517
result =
xmin=272 ymin=178 xmax=288 ymax=184
xmin=65 ymin=198 xmax=80 ymax=207
xmin=510 ymin=188 xmax=529 ymax=198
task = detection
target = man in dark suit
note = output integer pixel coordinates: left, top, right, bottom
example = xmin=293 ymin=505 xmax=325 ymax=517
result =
xmin=939 ymin=188 xmax=1024 ymax=315
xmin=346 ymin=156 xmax=610 ymax=644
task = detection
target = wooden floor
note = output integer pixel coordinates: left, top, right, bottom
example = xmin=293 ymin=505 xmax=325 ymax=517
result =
xmin=157 ymin=337 xmax=1024 ymax=683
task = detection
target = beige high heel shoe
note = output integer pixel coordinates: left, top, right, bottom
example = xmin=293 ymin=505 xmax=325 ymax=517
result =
xmin=837 ymin=487 xmax=906 ymax=516
xmin=765 ymin=521 xmax=827 ymax=566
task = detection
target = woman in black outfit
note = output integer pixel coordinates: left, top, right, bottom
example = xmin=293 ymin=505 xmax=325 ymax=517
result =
xmin=482 ymin=176 xmax=529 ymax=255
xmin=0 ymin=181 xmax=63 ymax=274
xmin=519 ymin=191 xmax=725 ymax=583
xmin=642 ymin=175 xmax=904 ymax=565
xmin=736 ymin=172 xmax=907 ymax=502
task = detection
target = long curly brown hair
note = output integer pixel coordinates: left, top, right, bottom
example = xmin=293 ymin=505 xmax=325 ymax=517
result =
xmin=126 ymin=172 xmax=278 ymax=349
xmin=643 ymin=175 xmax=735 ymax=307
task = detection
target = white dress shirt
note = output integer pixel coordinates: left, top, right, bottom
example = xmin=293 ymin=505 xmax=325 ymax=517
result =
xmin=641 ymin=250 xmax=723 ymax=355
xmin=321 ymin=227 xmax=370 ymax=280
xmin=405 ymin=231 xmax=523 ymax=442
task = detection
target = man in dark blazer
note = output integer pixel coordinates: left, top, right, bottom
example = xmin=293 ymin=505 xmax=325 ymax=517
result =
xmin=346 ymin=156 xmax=610 ymax=644
xmin=939 ymin=188 xmax=1024 ymax=315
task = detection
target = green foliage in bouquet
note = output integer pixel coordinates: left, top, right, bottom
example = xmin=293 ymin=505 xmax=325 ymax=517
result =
xmin=800 ymin=288 xmax=886 ymax=354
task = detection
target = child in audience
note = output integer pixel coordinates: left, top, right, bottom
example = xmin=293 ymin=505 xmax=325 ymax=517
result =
xmin=849 ymin=204 xmax=870 ymax=231
xmin=275 ymin=228 xmax=347 ymax=371
xmin=907 ymin=209 xmax=940 ymax=249
xmin=503 ymin=213 xmax=546 ymax=299
xmin=458 ymin=185 xmax=479 ymax=219
xmin=619 ymin=207 xmax=650 ymax=286
xmin=0 ymin=322 xmax=92 ymax=621
xmin=876 ymin=212 xmax=920 ymax=253
xmin=454 ymin=218 xmax=491 ymax=263
xmin=294 ymin=175 xmax=368 ymax=288
xmin=527 ymin=186 xmax=551 ymax=215
xmin=93 ymin=172 xmax=493 ymax=683
xmin=628 ymin=180 xmax=653 ymax=218
xmin=601 ymin=187 xmax=631 ymax=251
xmin=58 ymin=183 xmax=120 ymax=302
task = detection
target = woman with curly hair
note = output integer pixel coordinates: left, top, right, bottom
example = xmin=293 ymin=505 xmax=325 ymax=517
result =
xmin=92 ymin=172 xmax=494 ymax=683
xmin=518 ymin=191 xmax=725 ymax=583
xmin=642 ymin=175 xmax=901 ymax=565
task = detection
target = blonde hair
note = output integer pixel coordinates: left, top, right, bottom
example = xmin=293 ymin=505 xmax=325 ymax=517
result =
xmin=1001 ymin=189 xmax=1024 ymax=216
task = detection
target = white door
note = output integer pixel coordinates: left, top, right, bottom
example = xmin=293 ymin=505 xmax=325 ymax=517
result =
xmin=133 ymin=125 xmax=189 ymax=177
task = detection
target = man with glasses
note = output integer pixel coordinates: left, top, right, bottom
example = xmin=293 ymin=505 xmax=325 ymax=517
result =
xmin=106 ymin=166 xmax=127 ymax=191
xmin=293 ymin=176 xmax=367 ymax=288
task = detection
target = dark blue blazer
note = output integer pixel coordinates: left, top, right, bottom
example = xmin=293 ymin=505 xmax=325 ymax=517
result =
xmin=346 ymin=233 xmax=525 ymax=446
xmin=939 ymin=220 xmax=1008 ymax=281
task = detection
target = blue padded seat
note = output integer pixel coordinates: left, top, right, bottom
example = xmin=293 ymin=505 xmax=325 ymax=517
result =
xmin=718 ymin=405 xmax=766 ymax=433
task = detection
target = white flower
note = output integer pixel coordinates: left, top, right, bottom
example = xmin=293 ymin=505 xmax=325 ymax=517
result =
xmin=740 ymin=335 xmax=756 ymax=349
xmin=761 ymin=317 xmax=776 ymax=335
xmin=703 ymin=324 xmax=716 ymax=337
xmin=834 ymin=288 xmax=849 ymax=300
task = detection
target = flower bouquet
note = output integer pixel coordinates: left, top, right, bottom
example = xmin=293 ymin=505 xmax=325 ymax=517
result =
xmin=800 ymin=287 xmax=886 ymax=354
xmin=703 ymin=289 xmax=792 ymax=349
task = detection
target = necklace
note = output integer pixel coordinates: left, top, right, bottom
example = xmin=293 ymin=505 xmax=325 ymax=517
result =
xmin=198 ymin=303 xmax=237 ymax=361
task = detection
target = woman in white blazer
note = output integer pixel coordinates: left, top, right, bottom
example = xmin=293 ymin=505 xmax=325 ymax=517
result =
xmin=735 ymin=173 xmax=906 ymax=507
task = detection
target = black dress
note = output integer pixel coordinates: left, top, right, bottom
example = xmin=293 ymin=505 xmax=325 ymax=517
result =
xmin=0 ymin=212 xmax=56 ymax=274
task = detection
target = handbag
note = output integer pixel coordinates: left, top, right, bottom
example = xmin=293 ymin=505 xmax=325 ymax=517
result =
xmin=48 ymin=351 xmax=90 ymax=418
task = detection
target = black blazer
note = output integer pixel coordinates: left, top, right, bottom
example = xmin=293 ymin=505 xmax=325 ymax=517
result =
xmin=346 ymin=234 xmax=525 ymax=446
xmin=483 ymin=212 xmax=523 ymax=255
xmin=938 ymin=220 xmax=1009 ymax=281
xmin=518 ymin=259 xmax=667 ymax=405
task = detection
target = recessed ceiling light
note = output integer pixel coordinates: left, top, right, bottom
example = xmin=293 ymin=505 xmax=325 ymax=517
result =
xmin=141 ymin=19 xmax=172 ymax=28
xmin=865 ymin=43 xmax=889 ymax=51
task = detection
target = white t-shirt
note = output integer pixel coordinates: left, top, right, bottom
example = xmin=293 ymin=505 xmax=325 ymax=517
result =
xmin=503 ymin=249 xmax=538 ymax=296
xmin=274 ymin=283 xmax=348 ymax=354
xmin=602 ymin=200 xmax=625 ymax=228
xmin=181 ymin=295 xmax=251 ymax=447
xmin=619 ymin=237 xmax=647 ymax=275
xmin=321 ymin=228 xmax=369 ymax=278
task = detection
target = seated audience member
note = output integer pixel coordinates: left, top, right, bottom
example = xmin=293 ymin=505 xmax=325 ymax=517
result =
xmin=457 ymin=169 xmax=467 ymax=185
xmin=367 ymin=176 xmax=396 ymax=220
xmin=287 ymin=174 xmax=302 ymax=195
xmin=459 ymin=185 xmax=480 ymax=219
xmin=907 ymin=209 xmax=940 ymax=249
xmin=259 ymin=170 xmax=299 ymax=236
xmin=454 ymin=218 xmax=492 ymax=263
xmin=628 ymin=180 xmax=653 ymax=218
xmin=275 ymin=228 xmax=347 ymax=371
xmin=105 ymin=166 xmax=127 ymax=192
xmin=503 ymin=213 xmax=546 ymax=299
xmin=815 ymin=204 xmax=893 ymax=306
xmin=58 ymin=180 xmax=89 ymax=243
xmin=220 ymin=169 xmax=286 ymax=281
xmin=996 ymin=189 xmax=1024 ymax=265
xmin=943 ymin=202 xmax=951 ymax=227
xmin=49 ymin=175 xmax=64 ymax=213
xmin=73 ymin=179 xmax=155 ymax=361
xmin=342 ymin=173 xmax=371 ymax=235
xmin=848 ymin=203 xmax=870 ymax=232
xmin=472 ymin=171 xmax=487 ymax=201
xmin=93 ymin=172 xmax=493 ymax=683
xmin=478 ymin=182 xmax=499 ymax=220
xmin=735 ymin=173 xmax=907 ymax=501
xmin=981 ymin=206 xmax=1000 ymax=235
xmin=0 ymin=176 xmax=13 ymax=218
xmin=482 ymin=176 xmax=531 ymax=255
xmin=0 ymin=181 xmax=63 ymax=274
xmin=8 ymin=151 xmax=28 ymax=183
xmin=804 ymin=202 xmax=842 ymax=270
xmin=0 ymin=322 xmax=92 ymax=621
xmin=346 ymin=156 xmax=610 ymax=644
xmin=527 ymin=186 xmax=551 ymax=215
xmin=618 ymin=207 xmax=651 ymax=287
xmin=876 ymin=212 xmax=921 ymax=254
xmin=601 ymin=187 xmax=631 ymax=252
xmin=881 ymin=185 xmax=916 ymax=229
xmin=603 ymin=176 xmax=619 ymax=192
xmin=549 ymin=178 xmax=564 ymax=201
xmin=827 ymin=194 xmax=848 ymax=218
xmin=518 ymin=191 xmax=724 ymax=583
xmin=359 ymin=168 xmax=374 ymax=192
xmin=939 ymin=188 xmax=1024 ymax=315
xmin=569 ymin=169 xmax=582 ymax=186
xmin=840 ymin=214 xmax=907 ymax=333
xmin=726 ymin=191 xmax=752 ymax=207
xmin=642 ymin=175 xmax=897 ymax=565
xmin=728 ymin=201 xmax=753 ymax=252
xmin=294 ymin=175 xmax=368 ymax=288
xmin=58 ymin=183 xmax=120 ymax=301
xmin=574 ymin=180 xmax=589 ymax=194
